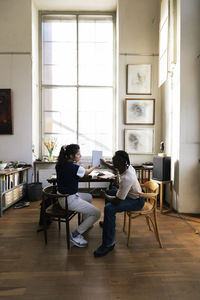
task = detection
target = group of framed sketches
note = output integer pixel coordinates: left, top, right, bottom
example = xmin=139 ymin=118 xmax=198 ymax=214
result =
xmin=125 ymin=64 xmax=154 ymax=154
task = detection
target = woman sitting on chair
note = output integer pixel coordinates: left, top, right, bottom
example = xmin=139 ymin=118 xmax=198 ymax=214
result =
xmin=56 ymin=144 xmax=101 ymax=248
xmin=94 ymin=150 xmax=145 ymax=257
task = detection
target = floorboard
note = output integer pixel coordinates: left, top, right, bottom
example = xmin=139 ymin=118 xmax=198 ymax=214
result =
xmin=0 ymin=199 xmax=200 ymax=299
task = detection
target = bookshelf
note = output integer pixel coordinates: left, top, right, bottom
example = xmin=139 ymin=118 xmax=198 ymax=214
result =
xmin=0 ymin=167 xmax=31 ymax=217
xmin=133 ymin=165 xmax=153 ymax=184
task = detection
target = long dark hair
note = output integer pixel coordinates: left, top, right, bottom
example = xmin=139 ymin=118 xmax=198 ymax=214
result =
xmin=115 ymin=150 xmax=130 ymax=166
xmin=57 ymin=144 xmax=80 ymax=166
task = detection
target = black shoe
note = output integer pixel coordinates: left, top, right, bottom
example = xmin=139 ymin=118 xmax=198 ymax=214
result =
xmin=99 ymin=221 xmax=104 ymax=228
xmin=94 ymin=244 xmax=115 ymax=257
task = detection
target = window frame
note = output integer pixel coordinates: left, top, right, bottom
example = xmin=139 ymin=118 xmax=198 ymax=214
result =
xmin=39 ymin=11 xmax=116 ymax=160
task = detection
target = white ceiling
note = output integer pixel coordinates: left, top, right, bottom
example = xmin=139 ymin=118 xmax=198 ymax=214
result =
xmin=33 ymin=0 xmax=117 ymax=11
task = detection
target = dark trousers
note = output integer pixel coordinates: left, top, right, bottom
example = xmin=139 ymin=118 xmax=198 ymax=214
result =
xmin=102 ymin=189 xmax=145 ymax=246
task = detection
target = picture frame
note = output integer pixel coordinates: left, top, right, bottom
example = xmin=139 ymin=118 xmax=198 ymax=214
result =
xmin=124 ymin=98 xmax=155 ymax=125
xmin=126 ymin=64 xmax=152 ymax=95
xmin=0 ymin=89 xmax=13 ymax=134
xmin=125 ymin=128 xmax=154 ymax=154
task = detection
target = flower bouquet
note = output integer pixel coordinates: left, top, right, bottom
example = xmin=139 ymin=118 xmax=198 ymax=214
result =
xmin=43 ymin=138 xmax=57 ymax=161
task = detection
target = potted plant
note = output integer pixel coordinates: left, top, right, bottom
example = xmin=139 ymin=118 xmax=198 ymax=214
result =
xmin=0 ymin=160 xmax=7 ymax=170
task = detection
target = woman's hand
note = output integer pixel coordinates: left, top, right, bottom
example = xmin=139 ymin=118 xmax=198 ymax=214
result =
xmin=85 ymin=165 xmax=99 ymax=176
xmin=109 ymin=198 xmax=121 ymax=206
xmin=100 ymin=189 xmax=121 ymax=206
xmin=93 ymin=165 xmax=100 ymax=170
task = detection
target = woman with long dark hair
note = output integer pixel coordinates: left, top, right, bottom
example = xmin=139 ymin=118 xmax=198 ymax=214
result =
xmin=56 ymin=144 xmax=101 ymax=248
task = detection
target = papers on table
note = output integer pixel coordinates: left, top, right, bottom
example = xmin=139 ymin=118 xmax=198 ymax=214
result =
xmin=90 ymin=169 xmax=116 ymax=179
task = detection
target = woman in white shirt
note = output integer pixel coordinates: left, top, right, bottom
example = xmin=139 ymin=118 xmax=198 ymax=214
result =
xmin=56 ymin=144 xmax=101 ymax=248
xmin=94 ymin=150 xmax=145 ymax=257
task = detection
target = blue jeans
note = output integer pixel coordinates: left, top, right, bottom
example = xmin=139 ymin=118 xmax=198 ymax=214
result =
xmin=102 ymin=189 xmax=145 ymax=247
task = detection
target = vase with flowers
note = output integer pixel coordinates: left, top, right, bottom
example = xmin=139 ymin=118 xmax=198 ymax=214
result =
xmin=43 ymin=137 xmax=57 ymax=161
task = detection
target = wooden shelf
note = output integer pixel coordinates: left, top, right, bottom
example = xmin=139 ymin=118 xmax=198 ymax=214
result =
xmin=0 ymin=167 xmax=31 ymax=217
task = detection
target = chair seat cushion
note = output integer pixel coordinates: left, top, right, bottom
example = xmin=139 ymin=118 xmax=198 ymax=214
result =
xmin=45 ymin=202 xmax=76 ymax=218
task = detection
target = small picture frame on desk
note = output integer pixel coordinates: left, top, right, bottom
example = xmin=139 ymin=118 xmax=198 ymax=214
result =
xmin=124 ymin=98 xmax=155 ymax=125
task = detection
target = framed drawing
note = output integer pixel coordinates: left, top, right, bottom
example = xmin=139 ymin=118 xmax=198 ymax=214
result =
xmin=125 ymin=128 xmax=154 ymax=154
xmin=125 ymin=98 xmax=155 ymax=125
xmin=0 ymin=89 xmax=13 ymax=134
xmin=126 ymin=64 xmax=152 ymax=95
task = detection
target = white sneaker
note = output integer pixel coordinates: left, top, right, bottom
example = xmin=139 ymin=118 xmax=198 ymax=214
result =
xmin=70 ymin=233 xmax=88 ymax=248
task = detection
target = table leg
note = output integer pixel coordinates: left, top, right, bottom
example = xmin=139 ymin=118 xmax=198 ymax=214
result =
xmin=169 ymin=181 xmax=173 ymax=211
xmin=159 ymin=183 xmax=163 ymax=213
xmin=34 ymin=165 xmax=37 ymax=183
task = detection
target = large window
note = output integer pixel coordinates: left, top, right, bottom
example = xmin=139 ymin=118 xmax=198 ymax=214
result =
xmin=41 ymin=14 xmax=115 ymax=157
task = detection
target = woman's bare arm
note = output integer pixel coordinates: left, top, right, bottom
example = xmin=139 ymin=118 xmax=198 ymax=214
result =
xmin=84 ymin=165 xmax=99 ymax=176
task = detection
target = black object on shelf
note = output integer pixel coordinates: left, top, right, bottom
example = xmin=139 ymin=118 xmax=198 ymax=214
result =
xmin=153 ymin=156 xmax=171 ymax=181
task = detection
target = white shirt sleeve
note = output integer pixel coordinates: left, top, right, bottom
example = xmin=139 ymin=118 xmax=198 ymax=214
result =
xmin=77 ymin=165 xmax=85 ymax=178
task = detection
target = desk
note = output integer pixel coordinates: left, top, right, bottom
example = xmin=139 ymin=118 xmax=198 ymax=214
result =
xmin=47 ymin=173 xmax=116 ymax=195
xmin=152 ymin=179 xmax=173 ymax=213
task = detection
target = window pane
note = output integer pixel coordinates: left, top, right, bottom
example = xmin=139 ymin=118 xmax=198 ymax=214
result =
xmin=78 ymin=16 xmax=113 ymax=86
xmin=42 ymin=87 xmax=77 ymax=155
xmin=42 ymin=16 xmax=77 ymax=85
xmin=78 ymin=87 xmax=113 ymax=156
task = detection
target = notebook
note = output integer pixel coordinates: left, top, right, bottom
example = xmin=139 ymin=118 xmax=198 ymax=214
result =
xmin=92 ymin=150 xmax=103 ymax=167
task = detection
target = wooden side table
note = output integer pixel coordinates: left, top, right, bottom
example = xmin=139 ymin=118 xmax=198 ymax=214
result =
xmin=151 ymin=179 xmax=173 ymax=213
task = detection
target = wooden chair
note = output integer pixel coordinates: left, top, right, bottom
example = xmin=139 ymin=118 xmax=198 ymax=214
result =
xmin=41 ymin=185 xmax=81 ymax=249
xmin=123 ymin=181 xmax=163 ymax=248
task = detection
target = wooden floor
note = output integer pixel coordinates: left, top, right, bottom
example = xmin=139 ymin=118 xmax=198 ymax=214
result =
xmin=1 ymin=199 xmax=200 ymax=300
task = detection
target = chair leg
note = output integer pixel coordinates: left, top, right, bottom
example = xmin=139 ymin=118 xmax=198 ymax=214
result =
xmin=145 ymin=215 xmax=153 ymax=232
xmin=123 ymin=212 xmax=127 ymax=232
xmin=58 ymin=217 xmax=61 ymax=231
xmin=66 ymin=220 xmax=70 ymax=250
xmin=78 ymin=213 xmax=81 ymax=225
xmin=43 ymin=214 xmax=48 ymax=244
xmin=153 ymin=209 xmax=163 ymax=248
xmin=127 ymin=216 xmax=132 ymax=247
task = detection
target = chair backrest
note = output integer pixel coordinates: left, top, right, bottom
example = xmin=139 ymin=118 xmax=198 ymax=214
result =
xmin=143 ymin=181 xmax=159 ymax=194
xmin=42 ymin=185 xmax=69 ymax=210
xmin=141 ymin=181 xmax=159 ymax=206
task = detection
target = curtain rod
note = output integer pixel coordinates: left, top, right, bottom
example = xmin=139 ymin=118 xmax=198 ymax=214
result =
xmin=120 ymin=53 xmax=158 ymax=56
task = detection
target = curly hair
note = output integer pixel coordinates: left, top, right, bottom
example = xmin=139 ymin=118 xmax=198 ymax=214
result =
xmin=114 ymin=150 xmax=130 ymax=166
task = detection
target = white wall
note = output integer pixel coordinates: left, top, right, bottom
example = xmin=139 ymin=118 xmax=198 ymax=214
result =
xmin=161 ymin=0 xmax=200 ymax=213
xmin=0 ymin=0 xmax=32 ymax=164
xmin=117 ymin=0 xmax=161 ymax=165
xmin=178 ymin=0 xmax=200 ymax=212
